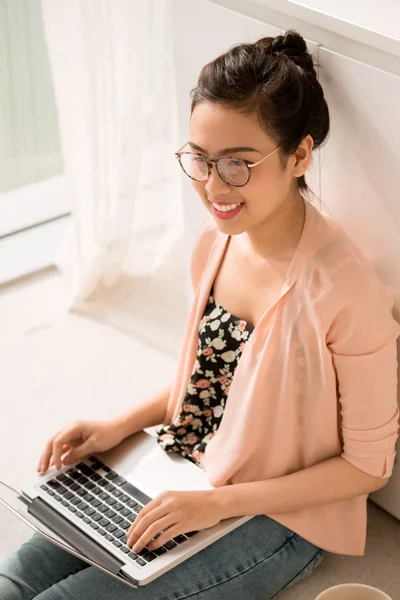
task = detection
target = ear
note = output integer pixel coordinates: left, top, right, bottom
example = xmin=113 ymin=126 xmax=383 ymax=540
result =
xmin=292 ymin=134 xmax=314 ymax=178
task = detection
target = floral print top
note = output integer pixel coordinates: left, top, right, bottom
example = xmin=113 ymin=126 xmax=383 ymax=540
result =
xmin=155 ymin=284 xmax=255 ymax=469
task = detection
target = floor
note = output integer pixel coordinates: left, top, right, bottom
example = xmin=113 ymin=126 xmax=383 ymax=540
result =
xmin=0 ymin=266 xmax=399 ymax=599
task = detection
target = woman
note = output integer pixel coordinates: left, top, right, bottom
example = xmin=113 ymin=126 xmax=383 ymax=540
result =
xmin=1 ymin=28 xmax=399 ymax=599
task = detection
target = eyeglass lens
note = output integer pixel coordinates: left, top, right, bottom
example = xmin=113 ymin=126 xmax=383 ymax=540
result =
xmin=179 ymin=154 xmax=249 ymax=186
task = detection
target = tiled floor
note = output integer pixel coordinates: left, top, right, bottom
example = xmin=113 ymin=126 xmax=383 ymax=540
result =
xmin=0 ymin=267 xmax=399 ymax=598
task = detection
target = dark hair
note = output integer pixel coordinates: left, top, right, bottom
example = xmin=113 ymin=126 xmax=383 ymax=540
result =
xmin=190 ymin=29 xmax=330 ymax=201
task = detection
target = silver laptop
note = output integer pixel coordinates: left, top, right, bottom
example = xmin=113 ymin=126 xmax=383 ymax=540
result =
xmin=0 ymin=430 xmax=253 ymax=588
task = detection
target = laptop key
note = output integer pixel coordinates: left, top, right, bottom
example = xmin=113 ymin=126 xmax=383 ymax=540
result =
xmin=112 ymin=540 xmax=122 ymax=548
xmin=126 ymin=499 xmax=139 ymax=509
xmin=84 ymin=482 xmax=96 ymax=490
xmin=105 ymin=534 xmax=114 ymax=541
xmin=56 ymin=474 xmax=69 ymax=484
xmin=98 ymin=529 xmax=107 ymax=536
xmin=163 ymin=540 xmax=177 ymax=550
xmin=56 ymin=486 xmax=69 ymax=495
xmin=69 ymin=483 xmax=81 ymax=493
xmin=98 ymin=505 xmax=109 ymax=514
xmin=120 ymin=508 xmax=131 ymax=517
xmin=142 ymin=552 xmax=157 ymax=562
xmin=54 ymin=495 xmax=62 ymax=502
xmin=102 ymin=465 xmax=111 ymax=472
xmin=120 ymin=521 xmax=131 ymax=531
xmin=98 ymin=518 xmax=109 ymax=527
xmin=64 ymin=492 xmax=74 ymax=500
xmin=174 ymin=535 xmax=188 ymax=544
xmin=70 ymin=497 xmax=81 ymax=506
xmin=92 ymin=512 xmax=103 ymax=522
xmin=105 ymin=509 xmax=116 ymax=518
xmin=120 ymin=494 xmax=130 ymax=503
xmin=76 ymin=502 xmax=87 ymax=511
xmin=77 ymin=476 xmax=89 ymax=485
xmin=83 ymin=507 xmax=95 ymax=516
xmin=105 ymin=471 xmax=118 ymax=481
xmin=113 ymin=489 xmax=123 ymax=498
xmin=154 ymin=547 xmax=168 ymax=556
xmin=47 ymin=479 xmax=61 ymax=489
xmin=121 ymin=546 xmax=131 ymax=554
xmin=111 ymin=515 xmax=123 ymax=524
xmin=83 ymin=517 xmax=91 ymax=524
xmin=104 ymin=484 xmax=116 ymax=493
xmin=76 ymin=511 xmax=84 ymax=518
xmin=77 ymin=489 xmax=88 ymax=497
xmin=114 ymin=502 xmax=124 ymax=511
xmin=114 ymin=529 xmax=125 ymax=539
xmin=120 ymin=534 xmax=128 ymax=544
xmin=92 ymin=486 xmax=102 ymax=495
xmin=105 ymin=523 xmax=117 ymax=533
xmin=83 ymin=493 xmax=94 ymax=502
xmin=61 ymin=500 xmax=69 ymax=507
xmin=185 ymin=530 xmax=199 ymax=537
xmin=66 ymin=469 xmax=81 ymax=480
xmin=90 ymin=522 xmax=99 ymax=530
xmin=40 ymin=484 xmax=49 ymax=491
xmin=90 ymin=473 xmax=102 ymax=482
xmin=76 ymin=463 xmax=95 ymax=477
xmin=68 ymin=506 xmax=77 ymax=513
xmin=98 ymin=492 xmax=109 ymax=501
xmin=128 ymin=552 xmax=139 ymax=560
xmin=90 ymin=499 xmax=102 ymax=508
xmin=136 ymin=558 xmax=146 ymax=566
xmin=113 ymin=476 xmax=127 ymax=486
xmin=105 ymin=497 xmax=117 ymax=506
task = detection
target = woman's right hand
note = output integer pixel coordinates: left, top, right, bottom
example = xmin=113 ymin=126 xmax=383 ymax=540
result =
xmin=36 ymin=418 xmax=127 ymax=473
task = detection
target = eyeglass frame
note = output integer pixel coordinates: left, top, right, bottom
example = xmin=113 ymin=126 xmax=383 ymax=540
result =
xmin=175 ymin=141 xmax=285 ymax=187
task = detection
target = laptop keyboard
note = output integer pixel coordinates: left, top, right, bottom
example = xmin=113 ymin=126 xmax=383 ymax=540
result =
xmin=39 ymin=455 xmax=198 ymax=567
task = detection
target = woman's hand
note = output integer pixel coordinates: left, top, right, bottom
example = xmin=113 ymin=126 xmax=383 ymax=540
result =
xmin=127 ymin=489 xmax=222 ymax=553
xmin=36 ymin=418 xmax=127 ymax=472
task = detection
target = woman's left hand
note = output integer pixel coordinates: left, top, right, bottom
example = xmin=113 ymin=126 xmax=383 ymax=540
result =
xmin=127 ymin=489 xmax=223 ymax=553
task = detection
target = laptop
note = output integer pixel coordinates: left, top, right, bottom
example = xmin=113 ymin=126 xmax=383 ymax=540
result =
xmin=0 ymin=429 xmax=254 ymax=588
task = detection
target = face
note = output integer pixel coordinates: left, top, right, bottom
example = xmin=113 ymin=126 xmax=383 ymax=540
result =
xmin=188 ymin=102 xmax=311 ymax=238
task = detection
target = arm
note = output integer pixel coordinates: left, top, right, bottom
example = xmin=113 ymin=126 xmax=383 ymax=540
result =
xmin=211 ymin=455 xmax=388 ymax=519
xmin=113 ymin=381 xmax=172 ymax=439
xmin=213 ymin=262 xmax=400 ymax=519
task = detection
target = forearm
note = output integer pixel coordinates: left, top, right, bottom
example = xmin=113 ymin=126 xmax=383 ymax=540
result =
xmin=114 ymin=381 xmax=172 ymax=439
xmin=211 ymin=456 xmax=388 ymax=519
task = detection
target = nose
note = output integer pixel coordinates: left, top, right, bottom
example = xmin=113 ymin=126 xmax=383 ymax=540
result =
xmin=204 ymin=161 xmax=231 ymax=196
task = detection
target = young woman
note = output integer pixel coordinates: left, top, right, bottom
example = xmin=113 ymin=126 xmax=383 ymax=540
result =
xmin=1 ymin=28 xmax=399 ymax=600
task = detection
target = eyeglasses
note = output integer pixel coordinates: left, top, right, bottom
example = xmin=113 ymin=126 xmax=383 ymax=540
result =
xmin=175 ymin=141 xmax=285 ymax=187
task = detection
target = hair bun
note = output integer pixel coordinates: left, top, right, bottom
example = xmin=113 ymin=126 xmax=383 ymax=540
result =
xmin=257 ymin=29 xmax=316 ymax=77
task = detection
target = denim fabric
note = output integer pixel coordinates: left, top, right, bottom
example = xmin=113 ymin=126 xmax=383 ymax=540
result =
xmin=0 ymin=515 xmax=326 ymax=600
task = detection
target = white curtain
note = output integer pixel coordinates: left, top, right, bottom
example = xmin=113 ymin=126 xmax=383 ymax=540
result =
xmin=40 ymin=0 xmax=184 ymax=325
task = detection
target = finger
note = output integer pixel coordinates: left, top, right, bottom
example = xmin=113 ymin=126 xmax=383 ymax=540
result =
xmin=37 ymin=429 xmax=65 ymax=472
xmin=128 ymin=515 xmax=175 ymax=552
xmin=62 ymin=439 xmax=93 ymax=465
xmin=51 ymin=425 xmax=83 ymax=471
xmin=133 ymin=523 xmax=178 ymax=553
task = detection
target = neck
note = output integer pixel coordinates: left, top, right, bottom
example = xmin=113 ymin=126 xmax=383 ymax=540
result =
xmin=242 ymin=192 xmax=306 ymax=263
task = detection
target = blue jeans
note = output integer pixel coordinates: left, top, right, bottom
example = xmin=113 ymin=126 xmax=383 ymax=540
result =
xmin=0 ymin=515 xmax=326 ymax=599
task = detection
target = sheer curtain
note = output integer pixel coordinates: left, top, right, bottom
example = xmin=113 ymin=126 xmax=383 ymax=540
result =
xmin=40 ymin=0 xmax=184 ymax=335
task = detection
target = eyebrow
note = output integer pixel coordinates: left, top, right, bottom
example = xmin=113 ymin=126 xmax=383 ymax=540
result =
xmin=187 ymin=142 xmax=261 ymax=155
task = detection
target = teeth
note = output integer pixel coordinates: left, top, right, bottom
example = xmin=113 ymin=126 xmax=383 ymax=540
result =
xmin=212 ymin=202 xmax=243 ymax=213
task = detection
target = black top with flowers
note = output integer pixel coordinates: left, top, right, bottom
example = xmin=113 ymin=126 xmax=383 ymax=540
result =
xmin=155 ymin=284 xmax=255 ymax=469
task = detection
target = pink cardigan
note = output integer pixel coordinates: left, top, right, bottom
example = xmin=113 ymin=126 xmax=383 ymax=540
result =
xmin=163 ymin=200 xmax=400 ymax=555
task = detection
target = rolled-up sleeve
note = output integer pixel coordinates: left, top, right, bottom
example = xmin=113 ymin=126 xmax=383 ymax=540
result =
xmin=322 ymin=261 xmax=400 ymax=479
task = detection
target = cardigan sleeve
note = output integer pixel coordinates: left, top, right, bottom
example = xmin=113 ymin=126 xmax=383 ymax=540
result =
xmin=321 ymin=261 xmax=400 ymax=479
